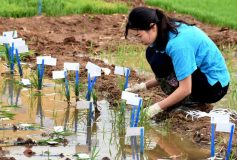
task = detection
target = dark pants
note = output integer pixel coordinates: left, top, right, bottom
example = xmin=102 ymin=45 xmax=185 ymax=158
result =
xmin=146 ymin=48 xmax=229 ymax=103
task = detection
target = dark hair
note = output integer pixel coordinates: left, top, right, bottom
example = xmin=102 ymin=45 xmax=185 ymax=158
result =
xmin=125 ymin=7 xmax=194 ymax=51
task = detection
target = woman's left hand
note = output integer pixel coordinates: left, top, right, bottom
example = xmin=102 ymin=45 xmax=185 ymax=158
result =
xmin=145 ymin=103 xmax=163 ymax=118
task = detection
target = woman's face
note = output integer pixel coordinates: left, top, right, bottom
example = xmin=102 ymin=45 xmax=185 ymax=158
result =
xmin=136 ymin=24 xmax=157 ymax=45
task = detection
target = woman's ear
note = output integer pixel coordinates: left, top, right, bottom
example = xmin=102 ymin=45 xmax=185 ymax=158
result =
xmin=150 ymin=23 xmax=157 ymax=32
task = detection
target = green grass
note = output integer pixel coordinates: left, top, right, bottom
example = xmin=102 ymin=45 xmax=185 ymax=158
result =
xmin=0 ymin=0 xmax=128 ymax=17
xmin=95 ymin=42 xmax=151 ymax=73
xmin=215 ymin=45 xmax=237 ymax=110
xmin=145 ymin=0 xmax=237 ymax=30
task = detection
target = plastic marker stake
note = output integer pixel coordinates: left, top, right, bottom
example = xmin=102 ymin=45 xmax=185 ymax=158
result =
xmin=75 ymin=70 xmax=79 ymax=96
xmin=52 ymin=71 xmax=65 ymax=79
xmin=211 ymin=123 xmax=215 ymax=159
xmin=86 ymin=73 xmax=91 ymax=101
xmin=38 ymin=59 xmax=44 ymax=90
xmin=86 ymin=75 xmax=97 ymax=100
xmin=40 ymin=59 xmax=45 ymax=80
xmin=226 ymin=124 xmax=235 ymax=160
xmin=10 ymin=45 xmax=15 ymax=75
xmin=64 ymin=71 xmax=70 ymax=98
xmin=124 ymin=68 xmax=130 ymax=90
xmin=130 ymin=106 xmax=136 ymax=127
xmin=38 ymin=0 xmax=42 ymax=15
xmin=16 ymin=49 xmax=23 ymax=77
xmin=76 ymin=70 xmax=79 ymax=85
xmin=64 ymin=62 xmax=80 ymax=71
xmin=140 ymin=127 xmax=144 ymax=153
xmin=134 ymin=99 xmax=143 ymax=127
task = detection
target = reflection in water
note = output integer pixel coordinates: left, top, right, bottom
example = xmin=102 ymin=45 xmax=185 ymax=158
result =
xmin=63 ymin=105 xmax=70 ymax=131
xmin=8 ymin=76 xmax=14 ymax=105
xmin=36 ymin=94 xmax=44 ymax=127
xmin=1 ymin=76 xmax=22 ymax=106
xmin=15 ymin=87 xmax=22 ymax=106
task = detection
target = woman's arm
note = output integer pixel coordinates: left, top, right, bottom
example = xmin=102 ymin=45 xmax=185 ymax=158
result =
xmin=158 ymin=75 xmax=192 ymax=110
xmin=145 ymin=78 xmax=159 ymax=89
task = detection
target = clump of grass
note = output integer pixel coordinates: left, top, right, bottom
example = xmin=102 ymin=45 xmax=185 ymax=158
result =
xmin=0 ymin=110 xmax=15 ymax=119
xmin=114 ymin=100 xmax=127 ymax=135
xmin=96 ymin=42 xmax=149 ymax=73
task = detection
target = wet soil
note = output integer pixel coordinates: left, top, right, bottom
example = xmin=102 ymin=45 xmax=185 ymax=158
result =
xmin=0 ymin=3 xmax=237 ymax=158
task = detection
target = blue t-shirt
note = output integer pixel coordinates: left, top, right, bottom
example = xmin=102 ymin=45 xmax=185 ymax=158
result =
xmin=165 ymin=23 xmax=230 ymax=87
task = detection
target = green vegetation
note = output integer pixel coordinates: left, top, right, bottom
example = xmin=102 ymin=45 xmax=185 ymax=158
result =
xmin=96 ymin=42 xmax=150 ymax=72
xmin=216 ymin=45 xmax=237 ymax=110
xmin=145 ymin=0 xmax=237 ymax=30
xmin=0 ymin=0 xmax=128 ymax=17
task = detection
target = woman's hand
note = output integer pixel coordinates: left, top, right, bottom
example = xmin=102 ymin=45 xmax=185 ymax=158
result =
xmin=125 ymin=82 xmax=147 ymax=92
xmin=145 ymin=103 xmax=163 ymax=118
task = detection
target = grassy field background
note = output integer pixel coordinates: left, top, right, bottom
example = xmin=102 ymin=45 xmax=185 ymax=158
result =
xmin=0 ymin=0 xmax=128 ymax=17
xmin=145 ymin=0 xmax=237 ymax=30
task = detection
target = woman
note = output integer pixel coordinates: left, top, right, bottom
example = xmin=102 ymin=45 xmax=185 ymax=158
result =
xmin=125 ymin=7 xmax=230 ymax=118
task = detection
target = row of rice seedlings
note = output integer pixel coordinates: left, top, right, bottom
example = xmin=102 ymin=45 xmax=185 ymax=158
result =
xmin=0 ymin=0 xmax=128 ymax=18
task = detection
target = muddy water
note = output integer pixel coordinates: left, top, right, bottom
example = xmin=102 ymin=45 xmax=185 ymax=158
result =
xmin=0 ymin=69 xmax=210 ymax=160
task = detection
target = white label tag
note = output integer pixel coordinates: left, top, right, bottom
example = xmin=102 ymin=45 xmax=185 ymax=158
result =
xmin=37 ymin=56 xmax=51 ymax=64
xmin=76 ymin=101 xmax=91 ymax=109
xmin=3 ymin=31 xmax=17 ymax=38
xmin=9 ymin=38 xmax=25 ymax=47
xmin=126 ymin=127 xmax=144 ymax=137
xmin=88 ymin=68 xmax=101 ymax=77
xmin=86 ymin=62 xmax=101 ymax=70
xmin=216 ymin=123 xmax=235 ymax=133
xmin=121 ymin=91 xmax=138 ymax=101
xmin=54 ymin=126 xmax=64 ymax=132
xmin=114 ymin=66 xmax=129 ymax=76
xmin=14 ymin=45 xmax=29 ymax=54
xmin=101 ymin=67 xmax=111 ymax=75
xmin=64 ymin=62 xmax=80 ymax=71
xmin=126 ymin=96 xmax=141 ymax=106
xmin=21 ymin=78 xmax=31 ymax=85
xmin=86 ymin=62 xmax=101 ymax=77
xmin=45 ymin=57 xmax=57 ymax=66
xmin=37 ymin=56 xmax=56 ymax=66
xmin=210 ymin=113 xmax=230 ymax=124
xmin=52 ymin=71 xmax=65 ymax=79
xmin=0 ymin=36 xmax=13 ymax=44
